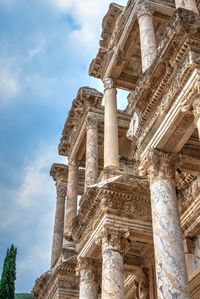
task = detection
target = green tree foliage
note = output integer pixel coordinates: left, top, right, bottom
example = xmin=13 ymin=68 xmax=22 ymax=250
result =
xmin=0 ymin=245 xmax=17 ymax=299
xmin=15 ymin=294 xmax=34 ymax=299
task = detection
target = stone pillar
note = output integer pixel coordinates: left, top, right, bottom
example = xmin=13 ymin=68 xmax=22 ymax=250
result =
xmin=193 ymin=97 xmax=200 ymax=140
xmin=139 ymin=149 xmax=190 ymax=298
xmin=175 ymin=0 xmax=199 ymax=14
xmin=137 ymin=2 xmax=157 ymax=73
xmin=103 ymin=78 xmax=119 ymax=169
xmin=64 ymin=159 xmax=78 ymax=249
xmin=77 ymin=257 xmax=99 ymax=299
xmin=99 ymin=227 xmax=129 ymax=299
xmin=85 ymin=113 xmax=98 ymax=190
xmin=50 ymin=164 xmax=67 ymax=268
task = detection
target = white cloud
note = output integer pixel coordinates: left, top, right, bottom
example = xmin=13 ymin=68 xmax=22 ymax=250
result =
xmin=28 ymin=35 xmax=46 ymax=59
xmin=0 ymin=68 xmax=21 ymax=98
xmin=49 ymin=0 xmax=127 ymax=46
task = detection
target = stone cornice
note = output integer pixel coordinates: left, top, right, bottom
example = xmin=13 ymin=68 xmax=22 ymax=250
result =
xmin=58 ymin=87 xmax=103 ymax=156
xmin=72 ymin=176 xmax=151 ymax=249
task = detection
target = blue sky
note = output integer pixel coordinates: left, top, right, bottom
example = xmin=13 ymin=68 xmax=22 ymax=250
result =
xmin=0 ymin=0 xmax=127 ymax=292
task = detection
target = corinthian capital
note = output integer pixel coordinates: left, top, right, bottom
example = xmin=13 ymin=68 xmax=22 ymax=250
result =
xmin=103 ymin=78 xmax=116 ymax=90
xmin=97 ymin=226 xmax=130 ymax=254
xmin=139 ymin=149 xmax=176 ymax=183
xmin=77 ymin=257 xmax=99 ymax=283
xmin=137 ymin=1 xmax=153 ymax=18
xmin=86 ymin=113 xmax=98 ymax=131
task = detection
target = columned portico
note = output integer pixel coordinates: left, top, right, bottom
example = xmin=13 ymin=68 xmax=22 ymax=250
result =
xmin=140 ymin=150 xmax=190 ymax=298
xmin=137 ymin=1 xmax=157 ymax=73
xmin=64 ymin=158 xmax=78 ymax=249
xmin=99 ymin=227 xmax=129 ymax=299
xmin=50 ymin=165 xmax=67 ymax=268
xmin=175 ymin=0 xmax=199 ymax=14
xmin=103 ymin=78 xmax=119 ymax=169
xmin=77 ymin=257 xmax=99 ymax=299
xmin=85 ymin=113 xmax=99 ymax=190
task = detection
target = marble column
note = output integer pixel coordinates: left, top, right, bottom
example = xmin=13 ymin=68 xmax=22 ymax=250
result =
xmin=85 ymin=113 xmax=98 ymax=190
xmin=193 ymin=97 xmax=200 ymax=140
xmin=50 ymin=164 xmax=67 ymax=268
xmin=140 ymin=149 xmax=190 ymax=298
xmin=100 ymin=227 xmax=129 ymax=299
xmin=64 ymin=159 xmax=78 ymax=249
xmin=103 ymin=78 xmax=119 ymax=169
xmin=175 ymin=0 xmax=199 ymax=14
xmin=137 ymin=2 xmax=157 ymax=73
xmin=78 ymin=257 xmax=99 ymax=299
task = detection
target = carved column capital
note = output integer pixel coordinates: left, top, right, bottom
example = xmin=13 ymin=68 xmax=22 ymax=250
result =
xmin=139 ymin=149 xmax=177 ymax=183
xmin=97 ymin=226 xmax=130 ymax=254
xmin=137 ymin=1 xmax=154 ymax=19
xmin=77 ymin=257 xmax=99 ymax=284
xmin=103 ymin=78 xmax=117 ymax=91
xmin=86 ymin=113 xmax=98 ymax=131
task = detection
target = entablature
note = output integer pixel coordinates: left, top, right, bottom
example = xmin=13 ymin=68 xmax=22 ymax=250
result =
xmin=89 ymin=0 xmax=175 ymax=91
xmin=126 ymin=9 xmax=200 ymax=160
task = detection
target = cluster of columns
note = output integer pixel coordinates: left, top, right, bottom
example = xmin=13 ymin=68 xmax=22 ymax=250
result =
xmin=77 ymin=227 xmax=130 ymax=299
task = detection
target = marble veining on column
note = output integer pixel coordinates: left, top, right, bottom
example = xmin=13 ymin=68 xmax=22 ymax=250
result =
xmin=85 ymin=114 xmax=98 ymax=189
xmin=64 ymin=159 xmax=78 ymax=243
xmin=51 ymin=182 xmax=67 ymax=267
xmin=78 ymin=258 xmax=99 ymax=299
xmin=100 ymin=227 xmax=129 ymax=299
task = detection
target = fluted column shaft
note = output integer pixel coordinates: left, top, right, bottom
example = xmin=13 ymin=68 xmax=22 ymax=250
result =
xmin=51 ymin=181 xmax=67 ymax=267
xmin=175 ymin=0 xmax=199 ymax=13
xmin=137 ymin=2 xmax=157 ymax=72
xmin=140 ymin=150 xmax=189 ymax=298
xmin=103 ymin=78 xmax=119 ymax=169
xmin=85 ymin=113 xmax=98 ymax=190
xmin=64 ymin=159 xmax=78 ymax=248
xmin=78 ymin=258 xmax=99 ymax=299
xmin=100 ymin=227 xmax=129 ymax=299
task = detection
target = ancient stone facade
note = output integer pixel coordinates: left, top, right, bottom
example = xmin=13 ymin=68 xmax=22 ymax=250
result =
xmin=33 ymin=1 xmax=200 ymax=298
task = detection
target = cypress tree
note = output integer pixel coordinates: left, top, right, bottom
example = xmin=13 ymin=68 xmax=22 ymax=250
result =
xmin=0 ymin=245 xmax=17 ymax=299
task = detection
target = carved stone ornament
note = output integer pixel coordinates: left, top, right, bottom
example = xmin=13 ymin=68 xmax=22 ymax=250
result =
xmin=135 ymin=268 xmax=149 ymax=299
xmin=56 ymin=183 xmax=67 ymax=198
xmin=77 ymin=257 xmax=99 ymax=284
xmin=139 ymin=149 xmax=177 ymax=183
xmin=103 ymin=78 xmax=116 ymax=90
xmin=137 ymin=1 xmax=153 ymax=19
xmin=86 ymin=114 xmax=98 ymax=131
xmin=127 ymin=111 xmax=140 ymax=141
xmin=96 ymin=226 xmax=130 ymax=254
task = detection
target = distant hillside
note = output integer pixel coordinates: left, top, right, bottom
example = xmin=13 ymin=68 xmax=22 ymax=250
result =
xmin=15 ymin=294 xmax=34 ymax=299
